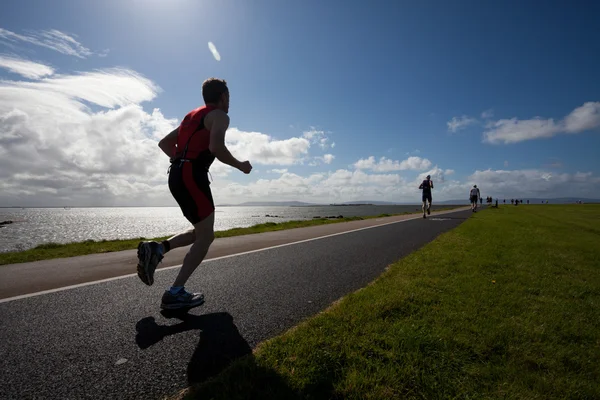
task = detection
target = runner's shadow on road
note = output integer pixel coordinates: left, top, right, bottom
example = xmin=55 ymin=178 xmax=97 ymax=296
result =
xmin=135 ymin=311 xmax=253 ymax=385
xmin=135 ymin=313 xmax=337 ymax=398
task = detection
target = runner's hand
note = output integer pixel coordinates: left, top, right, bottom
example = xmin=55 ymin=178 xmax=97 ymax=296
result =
xmin=239 ymin=161 xmax=253 ymax=174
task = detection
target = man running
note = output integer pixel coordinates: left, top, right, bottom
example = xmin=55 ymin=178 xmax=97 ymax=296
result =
xmin=470 ymin=185 xmax=481 ymax=212
xmin=418 ymin=174 xmax=434 ymax=218
xmin=136 ymin=78 xmax=252 ymax=310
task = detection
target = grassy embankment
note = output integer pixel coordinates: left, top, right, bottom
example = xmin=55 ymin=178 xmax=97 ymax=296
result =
xmin=171 ymin=204 xmax=600 ymax=399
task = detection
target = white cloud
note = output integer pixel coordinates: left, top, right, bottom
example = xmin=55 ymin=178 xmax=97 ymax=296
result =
xmin=213 ymin=169 xmax=404 ymax=203
xmin=415 ymin=166 xmax=449 ymax=184
xmin=225 ymin=128 xmax=310 ymax=165
xmin=483 ymin=117 xmax=561 ymax=144
xmin=210 ymin=164 xmax=600 ymax=205
xmin=2 ymin=68 xmax=159 ymax=109
xmin=0 ymin=62 xmax=346 ymax=206
xmin=302 ymin=128 xmax=324 ymax=140
xmin=481 ymin=109 xmax=494 ymax=119
xmin=0 ymin=68 xmax=178 ymax=207
xmin=401 ymin=157 xmax=432 ymax=170
xmin=210 ymin=165 xmax=600 ymax=205
xmin=208 ymin=41 xmax=221 ymax=61
xmin=564 ymin=102 xmax=600 ymax=133
xmin=0 ymin=54 xmax=54 ymax=79
xmin=309 ymin=154 xmax=336 ymax=166
xmin=323 ymin=154 xmax=335 ymax=164
xmin=0 ymin=28 xmax=93 ymax=58
xmin=447 ymin=115 xmax=478 ymax=132
xmin=465 ymin=168 xmax=600 ymax=198
xmin=302 ymin=128 xmax=334 ymax=149
xmin=354 ymin=156 xmax=432 ymax=172
xmin=3 ymin=48 xmax=597 ymax=207
xmin=483 ymin=102 xmax=600 ymax=144
xmin=211 ymin=165 xmax=468 ymax=205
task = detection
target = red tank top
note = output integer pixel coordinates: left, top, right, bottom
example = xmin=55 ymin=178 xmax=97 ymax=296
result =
xmin=173 ymin=105 xmax=216 ymax=168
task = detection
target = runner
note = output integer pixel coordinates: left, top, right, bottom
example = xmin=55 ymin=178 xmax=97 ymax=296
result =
xmin=136 ymin=78 xmax=252 ymax=310
xmin=418 ymin=174 xmax=434 ymax=218
xmin=469 ymin=185 xmax=481 ymax=212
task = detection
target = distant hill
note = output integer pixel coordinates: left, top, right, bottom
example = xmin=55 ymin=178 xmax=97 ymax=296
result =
xmin=334 ymin=200 xmax=400 ymax=205
xmin=218 ymin=201 xmax=321 ymax=207
xmin=217 ymin=197 xmax=600 ymax=207
xmin=435 ymin=199 xmax=472 ymax=205
xmin=219 ymin=200 xmax=404 ymax=206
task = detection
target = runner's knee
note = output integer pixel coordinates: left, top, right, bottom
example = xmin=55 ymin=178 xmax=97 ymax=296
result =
xmin=193 ymin=213 xmax=215 ymax=244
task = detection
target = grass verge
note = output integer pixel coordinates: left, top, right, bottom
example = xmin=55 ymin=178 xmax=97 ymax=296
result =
xmin=0 ymin=207 xmax=460 ymax=265
xmin=172 ymin=204 xmax=600 ymax=399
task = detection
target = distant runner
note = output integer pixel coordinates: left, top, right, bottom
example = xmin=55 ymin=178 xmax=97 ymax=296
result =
xmin=470 ymin=185 xmax=481 ymax=212
xmin=418 ymin=174 xmax=434 ymax=218
xmin=136 ymin=78 xmax=252 ymax=310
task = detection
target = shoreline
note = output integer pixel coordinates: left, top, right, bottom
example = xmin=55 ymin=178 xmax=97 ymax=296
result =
xmin=0 ymin=207 xmax=470 ymax=299
xmin=0 ymin=207 xmax=464 ymax=266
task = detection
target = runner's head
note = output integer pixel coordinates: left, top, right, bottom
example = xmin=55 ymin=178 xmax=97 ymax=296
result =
xmin=202 ymin=78 xmax=229 ymax=113
xmin=426 ymin=175 xmax=431 ymax=180
xmin=473 ymin=184 xmax=477 ymax=188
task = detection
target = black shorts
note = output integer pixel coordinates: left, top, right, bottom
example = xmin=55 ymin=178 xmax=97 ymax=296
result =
xmin=422 ymin=192 xmax=432 ymax=203
xmin=470 ymin=195 xmax=478 ymax=203
xmin=168 ymin=162 xmax=214 ymax=224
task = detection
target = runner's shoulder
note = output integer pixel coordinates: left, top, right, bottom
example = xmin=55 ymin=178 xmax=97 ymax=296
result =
xmin=205 ymin=109 xmax=229 ymax=128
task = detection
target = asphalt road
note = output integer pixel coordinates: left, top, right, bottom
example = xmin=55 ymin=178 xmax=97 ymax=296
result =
xmin=0 ymin=207 xmax=468 ymax=300
xmin=0 ymin=209 xmax=471 ymax=400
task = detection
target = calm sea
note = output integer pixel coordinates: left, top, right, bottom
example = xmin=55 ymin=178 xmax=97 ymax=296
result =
xmin=0 ymin=205 xmax=454 ymax=253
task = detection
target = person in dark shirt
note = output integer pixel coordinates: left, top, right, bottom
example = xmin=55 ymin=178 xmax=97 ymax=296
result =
xmin=418 ymin=175 xmax=434 ymax=219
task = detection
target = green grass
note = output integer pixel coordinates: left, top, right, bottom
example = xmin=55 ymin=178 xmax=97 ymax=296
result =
xmin=0 ymin=208 xmax=459 ymax=266
xmin=173 ymin=204 xmax=600 ymax=400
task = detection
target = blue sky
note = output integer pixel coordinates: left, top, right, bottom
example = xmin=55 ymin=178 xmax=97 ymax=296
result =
xmin=1 ymin=0 xmax=599 ymax=206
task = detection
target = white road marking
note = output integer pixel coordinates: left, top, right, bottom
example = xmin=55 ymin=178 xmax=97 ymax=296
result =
xmin=0 ymin=208 xmax=467 ymax=304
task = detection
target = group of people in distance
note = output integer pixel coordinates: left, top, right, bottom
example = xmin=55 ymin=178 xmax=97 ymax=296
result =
xmin=418 ymin=175 xmax=482 ymax=218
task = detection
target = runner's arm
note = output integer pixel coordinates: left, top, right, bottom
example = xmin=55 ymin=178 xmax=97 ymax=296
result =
xmin=208 ymin=110 xmax=243 ymax=170
xmin=158 ymin=127 xmax=179 ymax=157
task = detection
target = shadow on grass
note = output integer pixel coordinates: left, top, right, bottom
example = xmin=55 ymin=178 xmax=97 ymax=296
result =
xmin=135 ymin=311 xmax=307 ymax=399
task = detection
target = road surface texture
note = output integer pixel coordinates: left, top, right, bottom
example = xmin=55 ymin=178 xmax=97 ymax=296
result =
xmin=0 ymin=208 xmax=471 ymax=400
xmin=0 ymin=207 xmax=468 ymax=300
